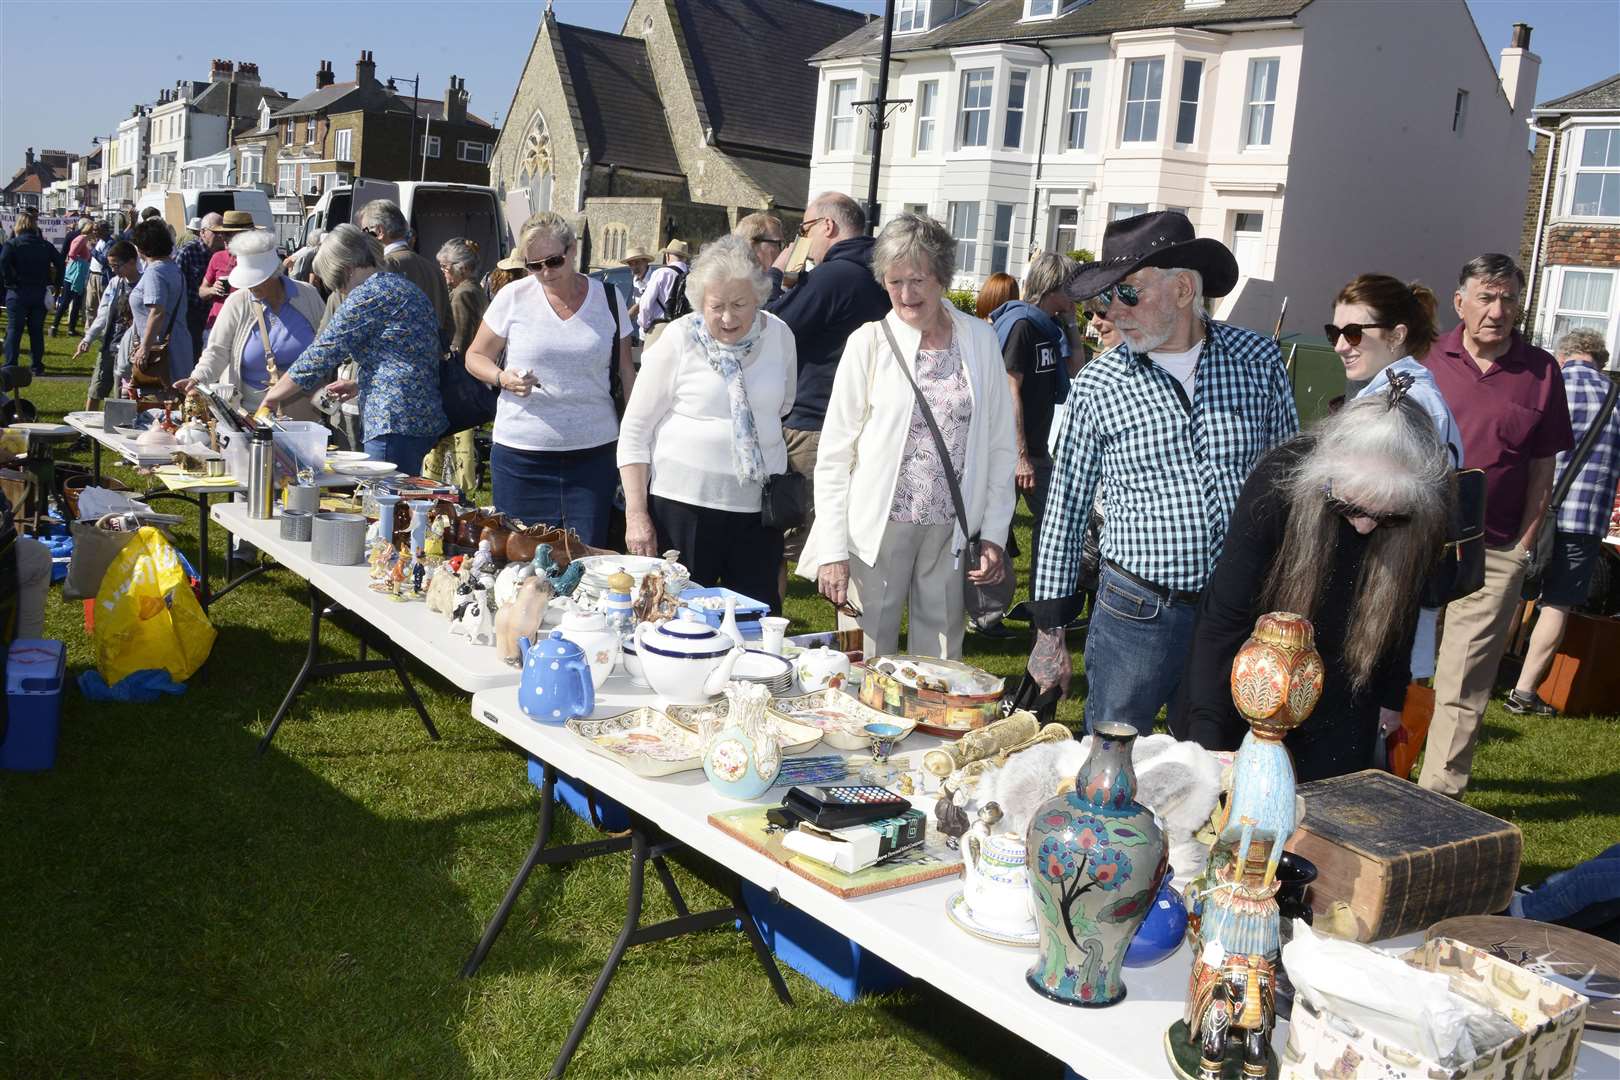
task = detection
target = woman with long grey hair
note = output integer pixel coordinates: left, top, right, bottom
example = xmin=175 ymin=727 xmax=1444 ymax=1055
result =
xmin=1171 ymin=380 xmax=1454 ymax=782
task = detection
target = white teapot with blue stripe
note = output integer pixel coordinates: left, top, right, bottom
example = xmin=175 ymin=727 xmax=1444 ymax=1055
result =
xmin=633 ymin=617 xmax=743 ymax=705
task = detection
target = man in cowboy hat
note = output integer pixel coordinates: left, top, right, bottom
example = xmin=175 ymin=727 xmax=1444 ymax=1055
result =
xmin=197 ymin=209 xmax=257 ymax=344
xmin=637 ymin=238 xmax=691 ymax=347
xmin=175 ymin=211 xmax=227 ymax=348
xmin=1023 ymin=210 xmax=1298 ymax=733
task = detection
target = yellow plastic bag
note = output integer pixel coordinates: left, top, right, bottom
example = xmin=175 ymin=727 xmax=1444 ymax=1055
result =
xmin=93 ymin=526 xmax=216 ymax=685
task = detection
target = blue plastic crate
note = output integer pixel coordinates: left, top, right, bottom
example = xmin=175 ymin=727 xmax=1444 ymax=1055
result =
xmin=526 ymin=756 xmax=630 ymax=832
xmin=740 ymin=881 xmax=909 ymax=1002
xmin=678 ymin=586 xmax=769 ymax=639
xmin=2 ymin=639 xmax=66 ymax=771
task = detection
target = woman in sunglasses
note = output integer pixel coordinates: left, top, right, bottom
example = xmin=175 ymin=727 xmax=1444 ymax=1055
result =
xmin=1169 ymin=389 xmax=1453 ymax=782
xmin=464 ymin=213 xmax=635 ymax=545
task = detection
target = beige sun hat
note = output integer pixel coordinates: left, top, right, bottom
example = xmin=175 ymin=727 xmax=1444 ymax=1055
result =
xmin=623 ymin=244 xmax=653 ymax=264
xmin=661 ymin=239 xmax=690 ymax=259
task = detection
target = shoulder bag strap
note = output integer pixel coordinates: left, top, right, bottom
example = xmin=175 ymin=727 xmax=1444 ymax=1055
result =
xmin=602 ymin=277 xmax=623 ymax=408
xmin=1547 ymin=374 xmax=1620 ymax=513
xmin=879 ymin=318 xmax=972 ymax=546
xmin=249 ymin=297 xmax=280 ymax=383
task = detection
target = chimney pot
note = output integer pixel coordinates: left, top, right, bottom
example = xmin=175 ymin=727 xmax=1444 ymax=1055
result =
xmin=315 ymin=59 xmax=335 ymax=89
xmin=355 ymin=50 xmax=377 ymax=88
xmin=1511 ymin=22 xmax=1532 ymax=49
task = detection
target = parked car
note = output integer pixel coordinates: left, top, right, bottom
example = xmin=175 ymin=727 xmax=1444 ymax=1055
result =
xmin=302 ymin=179 xmax=510 ymax=279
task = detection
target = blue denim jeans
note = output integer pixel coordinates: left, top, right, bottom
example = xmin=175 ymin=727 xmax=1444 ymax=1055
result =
xmin=363 ymin=433 xmax=438 ymax=478
xmin=4 ymin=293 xmax=47 ymax=370
xmin=1080 ymin=563 xmax=1200 ymax=735
xmin=1520 ymin=843 xmax=1620 ymax=929
xmin=490 ymin=440 xmax=617 ymax=548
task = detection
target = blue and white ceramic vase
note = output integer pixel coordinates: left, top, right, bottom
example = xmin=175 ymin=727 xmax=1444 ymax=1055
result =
xmin=701 ymin=682 xmax=781 ymax=800
xmin=1025 ymin=721 xmax=1168 ymax=1006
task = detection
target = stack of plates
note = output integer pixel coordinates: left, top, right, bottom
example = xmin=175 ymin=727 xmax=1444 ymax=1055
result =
xmin=731 ymin=649 xmax=794 ymax=696
xmin=570 ymin=555 xmax=690 ymax=605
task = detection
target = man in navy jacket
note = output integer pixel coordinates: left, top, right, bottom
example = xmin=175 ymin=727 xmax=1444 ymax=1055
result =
xmin=767 ymin=191 xmax=891 ymax=574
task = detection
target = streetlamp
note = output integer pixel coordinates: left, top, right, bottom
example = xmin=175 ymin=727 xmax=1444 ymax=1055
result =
xmin=389 ymin=72 xmax=425 ymax=182
xmin=852 ymin=0 xmax=908 ymax=234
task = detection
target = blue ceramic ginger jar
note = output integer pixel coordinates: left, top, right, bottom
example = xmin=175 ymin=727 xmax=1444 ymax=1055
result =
xmin=518 ymin=631 xmax=595 ymax=725
xmin=1025 ymin=721 xmax=1168 ymax=1006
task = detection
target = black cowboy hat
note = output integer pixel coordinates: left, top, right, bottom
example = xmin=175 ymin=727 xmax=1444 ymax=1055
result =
xmin=1062 ymin=210 xmax=1240 ymax=302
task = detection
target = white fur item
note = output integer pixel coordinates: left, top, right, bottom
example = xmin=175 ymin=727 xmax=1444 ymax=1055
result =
xmin=987 ymin=733 xmax=1223 ymax=878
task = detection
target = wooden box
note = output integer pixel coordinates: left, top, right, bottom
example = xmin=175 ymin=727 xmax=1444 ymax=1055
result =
xmin=1536 ymin=611 xmax=1620 ymax=716
xmin=1285 ymin=770 xmax=1521 ymax=943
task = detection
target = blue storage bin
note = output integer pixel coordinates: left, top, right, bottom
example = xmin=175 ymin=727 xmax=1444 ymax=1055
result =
xmin=527 ymin=756 xmax=630 ymax=832
xmin=740 ymin=881 xmax=909 ymax=1002
xmin=678 ymin=586 xmax=769 ymax=639
xmin=2 ymin=639 xmax=66 ymax=771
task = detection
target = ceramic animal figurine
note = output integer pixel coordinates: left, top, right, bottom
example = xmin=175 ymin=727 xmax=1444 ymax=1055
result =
xmin=1168 ymin=612 xmax=1320 ymax=1080
xmin=470 ymin=538 xmax=496 ymax=579
xmin=462 ymin=583 xmax=496 ymax=645
xmin=1025 ymin=721 xmax=1168 ymax=1008
xmin=494 ymin=560 xmax=531 ymax=609
xmin=426 ymin=555 xmax=465 ymax=615
xmin=497 ymin=574 xmax=554 ymax=666
xmin=551 ymin=559 xmax=585 ymax=597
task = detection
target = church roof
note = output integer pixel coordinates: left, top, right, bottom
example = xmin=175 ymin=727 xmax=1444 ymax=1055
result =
xmin=556 ymin=24 xmax=681 ymax=175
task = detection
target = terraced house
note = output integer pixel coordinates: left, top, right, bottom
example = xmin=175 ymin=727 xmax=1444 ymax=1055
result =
xmin=808 ymin=0 xmax=1540 ymax=337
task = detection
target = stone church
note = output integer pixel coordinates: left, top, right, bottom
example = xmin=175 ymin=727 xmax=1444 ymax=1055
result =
xmin=491 ymin=0 xmax=870 ymax=266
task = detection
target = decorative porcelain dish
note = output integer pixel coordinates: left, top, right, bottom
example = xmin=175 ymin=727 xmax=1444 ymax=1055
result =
xmin=857 ymin=655 xmax=1004 ymax=738
xmin=768 ymin=689 xmax=915 ymax=751
xmin=566 ymin=707 xmax=706 ymax=777
xmin=662 ymin=698 xmax=824 ymax=756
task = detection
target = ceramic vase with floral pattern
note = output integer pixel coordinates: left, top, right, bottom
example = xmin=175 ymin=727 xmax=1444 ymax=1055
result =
xmin=1025 ymin=721 xmax=1167 ymax=1007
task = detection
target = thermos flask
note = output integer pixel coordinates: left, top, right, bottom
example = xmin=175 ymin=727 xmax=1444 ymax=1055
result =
xmin=247 ymin=426 xmax=274 ymax=519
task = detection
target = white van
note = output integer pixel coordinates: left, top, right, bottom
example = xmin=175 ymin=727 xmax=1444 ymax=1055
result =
xmin=301 ymin=179 xmax=510 ymax=278
xmin=138 ymin=188 xmax=275 ymax=236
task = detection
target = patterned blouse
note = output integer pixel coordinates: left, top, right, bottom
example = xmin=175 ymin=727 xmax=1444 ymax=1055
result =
xmin=889 ymin=334 xmax=972 ymax=525
xmin=287 ymin=271 xmax=446 ymax=441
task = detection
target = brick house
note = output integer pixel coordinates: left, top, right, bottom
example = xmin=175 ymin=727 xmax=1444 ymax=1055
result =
xmin=258 ymin=53 xmax=499 ymax=208
xmin=2 ymin=148 xmax=73 ymax=211
xmin=490 ymin=0 xmax=871 ymax=267
xmin=1523 ymin=71 xmax=1620 ymax=357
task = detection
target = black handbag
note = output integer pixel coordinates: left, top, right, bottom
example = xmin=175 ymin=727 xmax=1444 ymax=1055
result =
xmin=1524 ymin=374 xmax=1620 ymax=594
xmin=1421 ymin=468 xmax=1487 ymax=607
xmin=438 ymin=349 xmax=498 ymax=436
xmin=761 ymin=470 xmax=810 ymax=530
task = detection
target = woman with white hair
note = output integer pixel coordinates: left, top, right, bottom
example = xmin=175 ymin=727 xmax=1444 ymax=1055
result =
xmin=798 ymin=213 xmax=1016 ymax=659
xmin=176 ymin=229 xmax=327 ymax=417
xmin=618 ymin=235 xmax=797 ymax=608
xmin=1171 ymin=384 xmax=1455 ymax=782
xmin=464 ymin=212 xmax=634 ymax=544
xmin=260 ymin=223 xmax=445 ymax=474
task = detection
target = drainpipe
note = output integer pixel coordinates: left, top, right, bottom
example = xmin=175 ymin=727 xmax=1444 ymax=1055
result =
xmin=1524 ymin=119 xmax=1558 ymax=333
xmin=1029 ymin=43 xmax=1055 ymax=258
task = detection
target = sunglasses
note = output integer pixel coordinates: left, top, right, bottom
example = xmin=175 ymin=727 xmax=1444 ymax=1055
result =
xmin=797 ymin=217 xmax=827 ymax=237
xmin=751 ymin=236 xmax=785 ymax=249
xmin=1324 ymin=322 xmax=1393 ymax=346
xmin=525 ymin=252 xmax=569 ymax=272
xmin=1325 ymin=493 xmax=1411 ymax=528
xmin=1091 ymin=281 xmax=1141 ymax=309
xmin=829 ymin=597 xmax=863 ymax=619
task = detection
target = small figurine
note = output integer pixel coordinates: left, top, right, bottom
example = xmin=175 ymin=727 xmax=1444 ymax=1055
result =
xmin=389 ymin=543 xmax=409 ymax=597
xmin=495 ymin=573 xmax=554 ymax=665
xmin=470 ymin=537 xmax=495 ymax=579
xmin=550 ymin=559 xmax=585 ymax=598
xmin=452 ymin=581 xmax=496 ymax=645
xmin=412 ymin=549 xmax=427 ymax=595
xmin=367 ymin=538 xmax=395 ymax=591
xmin=933 ymin=776 xmax=971 ymax=848
xmin=426 ymin=555 xmax=465 ymax=615
xmin=424 ymin=513 xmax=449 ymax=559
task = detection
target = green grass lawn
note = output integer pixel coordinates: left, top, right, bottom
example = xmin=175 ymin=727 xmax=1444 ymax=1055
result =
xmin=1 ymin=323 xmax=1616 ymax=1078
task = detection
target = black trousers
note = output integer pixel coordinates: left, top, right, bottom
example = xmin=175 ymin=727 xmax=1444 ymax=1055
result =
xmin=649 ymin=494 xmax=784 ymax=612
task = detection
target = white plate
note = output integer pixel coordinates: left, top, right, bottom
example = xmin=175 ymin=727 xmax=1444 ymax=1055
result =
xmin=330 ymin=460 xmax=397 ymax=477
xmin=732 ymin=650 xmax=792 ymax=681
xmin=65 ymin=411 xmax=104 ymax=425
xmin=327 ymin=450 xmax=369 ymax=462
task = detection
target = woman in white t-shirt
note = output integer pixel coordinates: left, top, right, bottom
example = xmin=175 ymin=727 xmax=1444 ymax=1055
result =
xmin=617 ymin=235 xmax=797 ymax=609
xmin=465 ymin=213 xmax=635 ymax=546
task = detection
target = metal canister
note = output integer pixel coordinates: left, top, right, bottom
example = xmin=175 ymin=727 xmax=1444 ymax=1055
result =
xmin=247 ymin=426 xmax=274 ymax=519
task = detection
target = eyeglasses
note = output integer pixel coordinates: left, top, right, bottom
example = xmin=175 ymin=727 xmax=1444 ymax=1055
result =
xmin=525 ymin=253 xmax=569 ymax=272
xmin=1324 ymin=491 xmax=1411 ymax=528
xmin=1091 ymin=281 xmax=1141 ymax=309
xmin=1324 ymin=322 xmax=1393 ymax=346
xmin=797 ymin=217 xmax=827 ymax=237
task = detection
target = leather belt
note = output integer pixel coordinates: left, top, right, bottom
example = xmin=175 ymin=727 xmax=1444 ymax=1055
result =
xmin=1102 ymin=560 xmax=1202 ymax=607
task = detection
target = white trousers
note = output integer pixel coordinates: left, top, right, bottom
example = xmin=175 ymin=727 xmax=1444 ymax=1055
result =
xmin=840 ymin=520 xmax=964 ymax=660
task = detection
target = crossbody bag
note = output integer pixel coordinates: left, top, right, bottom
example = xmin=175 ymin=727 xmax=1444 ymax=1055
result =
xmin=1524 ymin=372 xmax=1620 ymax=592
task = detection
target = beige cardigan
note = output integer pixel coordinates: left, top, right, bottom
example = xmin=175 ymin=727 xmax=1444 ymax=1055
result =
xmin=191 ymin=276 xmax=327 ymax=409
xmin=796 ymin=303 xmax=1016 ymax=579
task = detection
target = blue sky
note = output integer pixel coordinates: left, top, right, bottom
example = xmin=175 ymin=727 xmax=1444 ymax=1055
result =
xmin=1 ymin=0 xmax=1614 ymax=174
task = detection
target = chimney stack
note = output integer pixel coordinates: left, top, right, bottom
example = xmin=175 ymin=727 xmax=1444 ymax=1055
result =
xmin=444 ymin=75 xmax=469 ymax=125
xmin=355 ymin=50 xmax=377 ymax=89
xmin=233 ymin=61 xmax=260 ymax=84
xmin=315 ymin=60 xmax=335 ymax=89
xmin=1498 ymin=22 xmax=1540 ymax=118
xmin=210 ymin=58 xmax=234 ymax=83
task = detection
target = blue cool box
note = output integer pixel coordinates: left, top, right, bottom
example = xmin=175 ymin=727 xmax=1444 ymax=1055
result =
xmin=2 ymin=638 xmax=67 ymax=771
xmin=740 ymin=881 xmax=909 ymax=1002
xmin=527 ymin=757 xmax=631 ymax=832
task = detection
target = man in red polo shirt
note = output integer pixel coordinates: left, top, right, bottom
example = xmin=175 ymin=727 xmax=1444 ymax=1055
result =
xmin=1420 ymin=254 xmax=1572 ymax=797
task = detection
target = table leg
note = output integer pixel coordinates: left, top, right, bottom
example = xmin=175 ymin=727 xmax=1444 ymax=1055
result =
xmin=259 ymin=583 xmax=325 ymax=756
xmin=384 ymin=642 xmax=439 ymax=740
xmin=90 ymin=439 xmax=101 ymax=482
xmin=196 ymin=492 xmax=212 ymax=608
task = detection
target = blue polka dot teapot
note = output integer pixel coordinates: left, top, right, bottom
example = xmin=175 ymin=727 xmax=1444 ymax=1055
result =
xmin=518 ymin=631 xmax=596 ymax=725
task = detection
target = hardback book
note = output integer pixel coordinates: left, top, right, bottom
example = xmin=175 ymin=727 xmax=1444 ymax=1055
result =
xmin=781 ymin=808 xmax=928 ymax=875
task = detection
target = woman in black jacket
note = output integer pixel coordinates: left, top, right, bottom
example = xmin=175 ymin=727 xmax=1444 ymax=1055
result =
xmin=1170 ymin=381 xmax=1453 ymax=782
xmin=1 ymin=212 xmax=64 ymax=375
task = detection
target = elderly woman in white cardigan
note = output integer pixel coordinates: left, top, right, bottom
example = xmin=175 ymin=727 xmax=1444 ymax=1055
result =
xmin=175 ymin=229 xmax=326 ymax=416
xmin=798 ymin=213 xmax=1015 ymax=660
xmin=618 ymin=234 xmax=797 ymax=610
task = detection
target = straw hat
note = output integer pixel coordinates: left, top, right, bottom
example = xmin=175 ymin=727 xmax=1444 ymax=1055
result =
xmin=496 ymin=253 xmax=526 ymax=272
xmin=213 ymin=209 xmax=256 ymax=234
xmin=661 ymin=239 xmax=690 ymax=259
xmin=624 ymin=244 xmax=653 ymax=264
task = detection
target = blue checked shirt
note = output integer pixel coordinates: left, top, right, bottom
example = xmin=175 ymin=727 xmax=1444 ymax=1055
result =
xmin=1554 ymin=359 xmax=1620 ymax=536
xmin=1033 ymin=318 xmax=1298 ymax=614
xmin=174 ymin=237 xmax=212 ymax=297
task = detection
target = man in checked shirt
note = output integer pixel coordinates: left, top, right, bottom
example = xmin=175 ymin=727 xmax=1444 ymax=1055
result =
xmin=1022 ymin=212 xmax=1298 ymax=733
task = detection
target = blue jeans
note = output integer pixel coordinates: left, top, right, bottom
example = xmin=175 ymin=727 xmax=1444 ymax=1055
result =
xmin=1080 ymin=563 xmax=1200 ymax=735
xmin=363 ymin=433 xmax=438 ymax=478
xmin=4 ymin=293 xmax=47 ymax=370
xmin=490 ymin=440 xmax=617 ymax=548
xmin=1521 ymin=843 xmax=1620 ymax=929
